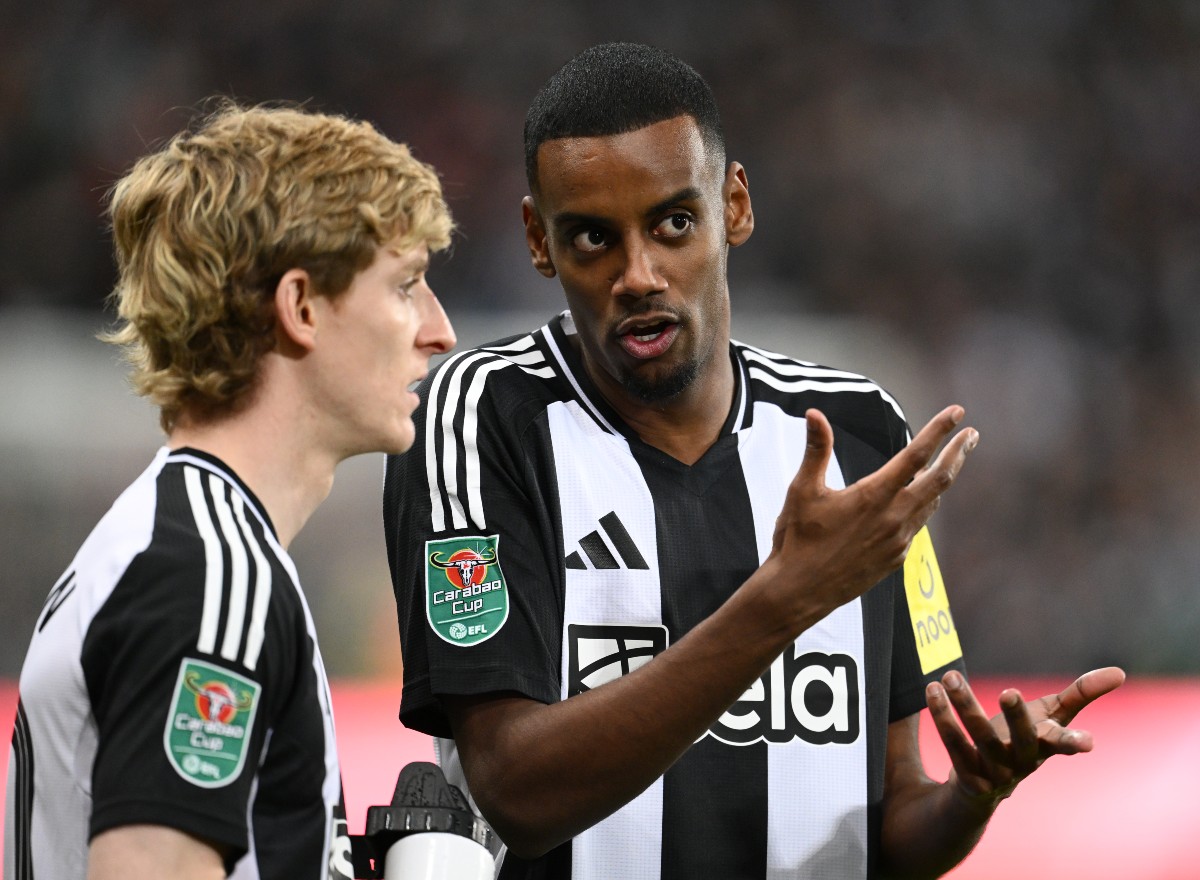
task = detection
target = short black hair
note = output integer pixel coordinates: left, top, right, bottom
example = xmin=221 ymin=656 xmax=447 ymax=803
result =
xmin=524 ymin=42 xmax=725 ymax=192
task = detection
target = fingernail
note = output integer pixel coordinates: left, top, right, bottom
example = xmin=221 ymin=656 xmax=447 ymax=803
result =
xmin=945 ymin=672 xmax=963 ymax=690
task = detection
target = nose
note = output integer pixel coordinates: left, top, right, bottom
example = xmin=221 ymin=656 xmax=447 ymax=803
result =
xmin=419 ymin=287 xmax=456 ymax=355
xmin=611 ymin=238 xmax=666 ymax=298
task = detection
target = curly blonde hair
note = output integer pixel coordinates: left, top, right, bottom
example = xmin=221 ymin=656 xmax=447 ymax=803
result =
xmin=103 ymin=101 xmax=454 ymax=432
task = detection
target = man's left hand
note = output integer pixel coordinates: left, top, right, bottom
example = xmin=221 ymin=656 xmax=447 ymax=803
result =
xmin=925 ymin=666 xmax=1126 ymax=811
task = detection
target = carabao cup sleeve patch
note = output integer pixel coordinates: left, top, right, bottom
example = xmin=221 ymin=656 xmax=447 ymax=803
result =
xmin=425 ymin=534 xmax=510 ymax=647
xmin=903 ymin=527 xmax=963 ymax=674
xmin=163 ymin=658 xmax=261 ymax=788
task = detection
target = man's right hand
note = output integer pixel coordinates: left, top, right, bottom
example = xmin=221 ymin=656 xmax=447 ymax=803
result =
xmin=755 ymin=405 xmax=978 ymax=634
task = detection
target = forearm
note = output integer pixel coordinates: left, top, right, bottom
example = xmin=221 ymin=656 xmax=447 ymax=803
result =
xmin=878 ymin=717 xmax=1000 ymax=880
xmin=89 ymin=825 xmax=228 ymax=880
xmin=449 ymin=573 xmax=803 ymax=857
xmin=882 ymin=776 xmax=1004 ymax=879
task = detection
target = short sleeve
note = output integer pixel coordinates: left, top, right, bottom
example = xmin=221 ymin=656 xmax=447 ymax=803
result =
xmin=82 ymin=545 xmax=286 ymax=856
xmin=384 ymin=356 xmax=565 ymax=738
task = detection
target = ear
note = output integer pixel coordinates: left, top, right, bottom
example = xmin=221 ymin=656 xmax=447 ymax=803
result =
xmin=723 ymin=162 xmax=754 ymax=247
xmin=274 ymin=268 xmax=319 ymax=352
xmin=522 ymin=196 xmax=557 ymax=278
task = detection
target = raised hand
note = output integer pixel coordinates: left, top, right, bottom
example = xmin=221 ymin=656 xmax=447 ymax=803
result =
xmin=761 ymin=405 xmax=978 ymax=628
xmin=926 ymin=667 xmax=1127 ymax=807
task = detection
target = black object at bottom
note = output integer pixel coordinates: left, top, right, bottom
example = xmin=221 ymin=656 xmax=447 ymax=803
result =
xmin=349 ymin=761 xmax=497 ymax=879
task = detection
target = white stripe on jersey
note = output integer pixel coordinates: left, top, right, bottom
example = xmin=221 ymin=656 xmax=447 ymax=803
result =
xmin=210 ymin=473 xmax=250 ymax=662
xmin=542 ymin=323 xmax=620 ymax=436
xmin=739 ymin=401 xmax=868 ymax=879
xmin=233 ymin=492 xmax=272 ymax=671
xmin=546 ymin=401 xmax=664 ymax=880
xmin=185 ymin=465 xmax=225 ymax=656
xmin=425 ymin=336 xmax=553 ymax=531
xmin=741 ymin=344 xmax=906 ymax=425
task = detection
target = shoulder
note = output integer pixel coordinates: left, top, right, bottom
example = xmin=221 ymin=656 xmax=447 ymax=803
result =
xmin=736 ymin=340 xmax=910 ymax=459
xmin=422 ymin=321 xmax=570 ymax=432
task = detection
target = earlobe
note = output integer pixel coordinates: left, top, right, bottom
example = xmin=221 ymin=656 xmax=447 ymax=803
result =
xmin=522 ymin=196 xmax=557 ymax=278
xmin=274 ymin=269 xmax=319 ymax=352
xmin=724 ymin=163 xmax=755 ymax=247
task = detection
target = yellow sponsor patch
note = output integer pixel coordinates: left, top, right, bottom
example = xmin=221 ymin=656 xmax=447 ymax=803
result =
xmin=903 ymin=527 xmax=962 ymax=674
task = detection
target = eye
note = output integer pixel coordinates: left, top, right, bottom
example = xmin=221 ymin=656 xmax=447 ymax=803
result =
xmin=570 ymin=228 xmax=608 ymax=253
xmin=654 ymin=213 xmax=693 ymax=239
xmin=396 ymin=276 xmax=422 ymax=299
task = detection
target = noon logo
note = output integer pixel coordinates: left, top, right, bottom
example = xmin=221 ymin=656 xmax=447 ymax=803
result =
xmin=425 ymin=534 xmax=509 ymax=646
xmin=903 ymin=526 xmax=963 ymax=674
xmin=164 ymin=658 xmax=260 ymax=788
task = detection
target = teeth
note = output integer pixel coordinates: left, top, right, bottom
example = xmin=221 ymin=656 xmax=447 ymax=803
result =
xmin=632 ymin=329 xmax=662 ymax=342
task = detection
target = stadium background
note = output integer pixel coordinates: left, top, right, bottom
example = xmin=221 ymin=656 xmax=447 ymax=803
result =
xmin=1 ymin=2 xmax=1197 ymax=876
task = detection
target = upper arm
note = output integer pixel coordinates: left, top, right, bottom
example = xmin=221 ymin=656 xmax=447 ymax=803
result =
xmin=442 ymin=691 xmax=550 ymax=793
xmin=88 ymin=824 xmax=229 ymax=880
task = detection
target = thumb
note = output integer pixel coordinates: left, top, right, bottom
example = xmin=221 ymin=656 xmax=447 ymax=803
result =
xmin=794 ymin=409 xmax=834 ymax=495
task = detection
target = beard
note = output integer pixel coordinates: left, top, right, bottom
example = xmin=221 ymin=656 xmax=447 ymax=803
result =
xmin=619 ymin=355 xmax=703 ymax=403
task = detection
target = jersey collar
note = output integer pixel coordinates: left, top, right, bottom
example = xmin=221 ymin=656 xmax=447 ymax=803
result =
xmin=544 ymin=310 xmax=753 ymax=442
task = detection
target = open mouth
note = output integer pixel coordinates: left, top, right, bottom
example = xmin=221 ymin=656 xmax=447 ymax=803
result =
xmin=617 ymin=320 xmax=680 ymax=359
xmin=628 ymin=322 xmax=671 ymax=342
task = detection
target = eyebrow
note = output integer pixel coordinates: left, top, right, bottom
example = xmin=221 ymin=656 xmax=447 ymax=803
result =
xmin=550 ymin=186 xmax=705 ymax=228
xmin=390 ymin=252 xmax=430 ymax=275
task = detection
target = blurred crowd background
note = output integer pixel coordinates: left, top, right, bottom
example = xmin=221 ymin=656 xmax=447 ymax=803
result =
xmin=2 ymin=0 xmax=1198 ymax=679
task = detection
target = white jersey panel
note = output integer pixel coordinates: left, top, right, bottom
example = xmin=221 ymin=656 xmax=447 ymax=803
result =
xmin=739 ymin=402 xmax=868 ymax=880
xmin=547 ymin=399 xmax=664 ymax=880
xmin=13 ymin=448 xmax=165 ymax=880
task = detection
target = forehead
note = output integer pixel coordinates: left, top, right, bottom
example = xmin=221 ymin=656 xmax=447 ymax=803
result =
xmin=534 ymin=116 xmax=721 ymax=220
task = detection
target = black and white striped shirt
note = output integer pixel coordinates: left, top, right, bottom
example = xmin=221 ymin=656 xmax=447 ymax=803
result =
xmin=5 ymin=448 xmax=350 ymax=880
xmin=384 ymin=311 xmax=965 ymax=880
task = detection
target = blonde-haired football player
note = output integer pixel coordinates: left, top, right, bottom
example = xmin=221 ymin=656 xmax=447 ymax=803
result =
xmin=5 ymin=102 xmax=455 ymax=880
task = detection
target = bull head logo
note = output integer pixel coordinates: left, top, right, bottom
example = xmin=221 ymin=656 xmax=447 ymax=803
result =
xmin=429 ymin=546 xmax=497 ymax=589
xmin=184 ymin=671 xmax=255 ymax=723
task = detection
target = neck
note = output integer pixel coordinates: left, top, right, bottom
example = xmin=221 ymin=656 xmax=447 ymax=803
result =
xmin=168 ymin=397 xmax=337 ymax=549
xmin=598 ymin=348 xmax=734 ymax=467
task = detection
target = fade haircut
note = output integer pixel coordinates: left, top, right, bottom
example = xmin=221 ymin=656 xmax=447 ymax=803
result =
xmin=524 ymin=42 xmax=726 ymax=193
xmin=104 ymin=101 xmax=453 ymax=432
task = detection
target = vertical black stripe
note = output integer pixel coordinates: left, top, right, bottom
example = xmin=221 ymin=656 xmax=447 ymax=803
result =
xmin=12 ymin=698 xmax=35 ymax=880
xmin=634 ymin=437 xmax=768 ymax=880
xmin=578 ymin=532 xmax=618 ymax=569
xmin=599 ymin=512 xmax=649 ymax=569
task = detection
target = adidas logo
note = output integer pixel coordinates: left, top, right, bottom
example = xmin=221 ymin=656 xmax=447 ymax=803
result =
xmin=565 ymin=511 xmax=649 ymax=571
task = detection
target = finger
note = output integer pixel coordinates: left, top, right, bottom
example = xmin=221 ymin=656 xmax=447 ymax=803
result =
xmin=907 ymin=424 xmax=978 ymax=503
xmin=879 ymin=405 xmax=969 ymax=491
xmin=792 ymin=409 xmax=835 ymax=495
xmin=1048 ymin=667 xmax=1126 ymax=725
xmin=926 ymin=681 xmax=986 ymax=784
xmin=942 ymin=671 xmax=1009 ymax=767
xmin=999 ymin=689 xmax=1040 ymax=776
xmin=1037 ymin=724 xmax=1094 ymax=757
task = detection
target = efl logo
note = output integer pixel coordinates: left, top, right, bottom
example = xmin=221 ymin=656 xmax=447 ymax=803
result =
xmin=709 ymin=651 xmax=861 ymax=746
